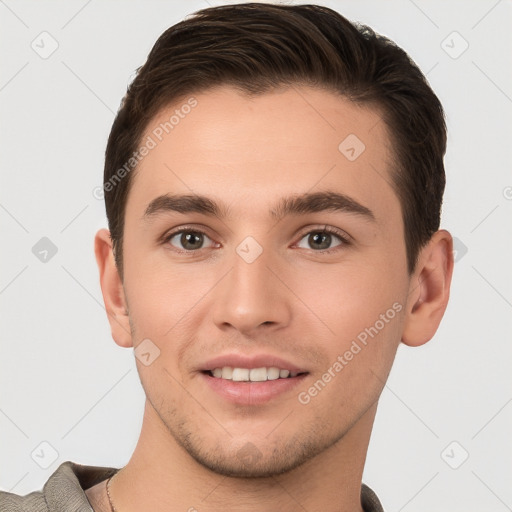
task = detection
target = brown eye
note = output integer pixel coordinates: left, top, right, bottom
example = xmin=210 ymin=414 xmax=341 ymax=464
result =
xmin=167 ymin=230 xmax=214 ymax=251
xmin=296 ymin=229 xmax=347 ymax=251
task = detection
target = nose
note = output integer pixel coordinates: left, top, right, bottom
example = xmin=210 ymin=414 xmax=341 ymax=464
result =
xmin=211 ymin=240 xmax=292 ymax=336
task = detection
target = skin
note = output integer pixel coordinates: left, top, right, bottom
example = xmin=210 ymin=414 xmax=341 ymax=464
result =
xmin=90 ymin=85 xmax=453 ymax=512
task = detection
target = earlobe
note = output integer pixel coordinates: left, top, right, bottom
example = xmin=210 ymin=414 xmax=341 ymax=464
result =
xmin=401 ymin=230 xmax=454 ymax=347
xmin=94 ymin=229 xmax=133 ymax=348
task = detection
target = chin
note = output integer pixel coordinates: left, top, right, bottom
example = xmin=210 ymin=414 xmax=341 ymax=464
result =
xmin=188 ymin=449 xmax=309 ymax=479
xmin=175 ymin=428 xmax=339 ymax=479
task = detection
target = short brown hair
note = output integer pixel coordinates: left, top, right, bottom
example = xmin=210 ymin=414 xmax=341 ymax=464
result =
xmin=103 ymin=2 xmax=446 ymax=277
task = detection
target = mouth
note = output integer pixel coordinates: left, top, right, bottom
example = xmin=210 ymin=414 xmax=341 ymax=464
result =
xmin=203 ymin=366 xmax=308 ymax=382
xmin=199 ymin=356 xmax=309 ymax=405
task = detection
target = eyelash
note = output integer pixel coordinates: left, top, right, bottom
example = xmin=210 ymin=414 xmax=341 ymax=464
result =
xmin=162 ymin=225 xmax=351 ymax=256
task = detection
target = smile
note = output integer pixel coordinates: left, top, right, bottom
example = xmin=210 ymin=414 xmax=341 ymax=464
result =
xmin=209 ymin=366 xmax=302 ymax=381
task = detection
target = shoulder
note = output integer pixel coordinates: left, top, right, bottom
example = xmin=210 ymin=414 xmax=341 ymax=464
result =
xmin=0 ymin=489 xmax=47 ymax=512
xmin=361 ymin=482 xmax=385 ymax=512
xmin=0 ymin=461 xmax=118 ymax=512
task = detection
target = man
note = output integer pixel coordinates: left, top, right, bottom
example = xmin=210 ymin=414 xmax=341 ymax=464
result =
xmin=1 ymin=2 xmax=453 ymax=511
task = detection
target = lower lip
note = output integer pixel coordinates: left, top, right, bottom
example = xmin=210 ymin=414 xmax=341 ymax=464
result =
xmin=200 ymin=372 xmax=307 ymax=405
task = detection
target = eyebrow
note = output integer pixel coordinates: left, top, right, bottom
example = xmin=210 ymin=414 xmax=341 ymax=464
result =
xmin=143 ymin=191 xmax=376 ymax=223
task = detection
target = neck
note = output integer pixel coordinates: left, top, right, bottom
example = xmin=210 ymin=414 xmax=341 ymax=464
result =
xmin=111 ymin=400 xmax=376 ymax=512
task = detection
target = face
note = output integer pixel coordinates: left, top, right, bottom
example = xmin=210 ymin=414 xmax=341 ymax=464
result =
xmin=120 ymin=85 xmax=411 ymax=477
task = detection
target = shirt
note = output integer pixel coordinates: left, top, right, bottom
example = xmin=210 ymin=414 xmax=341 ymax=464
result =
xmin=0 ymin=461 xmax=385 ymax=511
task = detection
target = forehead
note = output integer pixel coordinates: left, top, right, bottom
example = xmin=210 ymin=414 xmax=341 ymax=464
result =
xmin=127 ymin=84 xmax=399 ymax=224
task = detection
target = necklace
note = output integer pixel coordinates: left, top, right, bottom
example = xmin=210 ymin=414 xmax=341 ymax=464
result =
xmin=106 ymin=474 xmax=118 ymax=512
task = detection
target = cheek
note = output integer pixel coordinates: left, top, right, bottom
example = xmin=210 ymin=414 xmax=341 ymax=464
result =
xmin=296 ymin=259 xmax=404 ymax=336
xmin=297 ymin=282 xmax=404 ymax=419
xmin=123 ymin=257 xmax=216 ymax=374
xmin=124 ymin=242 xmax=194 ymax=318
xmin=292 ymin=257 xmax=406 ymax=397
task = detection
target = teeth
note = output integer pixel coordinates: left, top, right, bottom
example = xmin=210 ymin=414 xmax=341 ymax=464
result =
xmin=210 ymin=366 xmax=300 ymax=381
xmin=267 ymin=367 xmax=280 ymax=380
xmin=249 ymin=367 xmax=267 ymax=382
xmin=221 ymin=367 xmax=233 ymax=379
xmin=232 ymin=368 xmax=249 ymax=382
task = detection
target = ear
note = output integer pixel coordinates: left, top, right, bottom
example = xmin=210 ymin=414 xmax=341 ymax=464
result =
xmin=401 ymin=229 xmax=454 ymax=347
xmin=94 ymin=228 xmax=133 ymax=348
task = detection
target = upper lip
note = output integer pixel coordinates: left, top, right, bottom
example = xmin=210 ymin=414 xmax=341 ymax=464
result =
xmin=200 ymin=353 xmax=308 ymax=373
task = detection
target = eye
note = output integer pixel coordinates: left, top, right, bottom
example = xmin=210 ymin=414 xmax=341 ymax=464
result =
xmin=296 ymin=227 xmax=349 ymax=252
xmin=165 ymin=229 xmax=216 ymax=252
xmin=163 ymin=226 xmax=350 ymax=254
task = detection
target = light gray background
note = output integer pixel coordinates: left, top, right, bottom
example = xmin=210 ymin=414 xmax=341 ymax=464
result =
xmin=1 ymin=1 xmax=511 ymax=510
